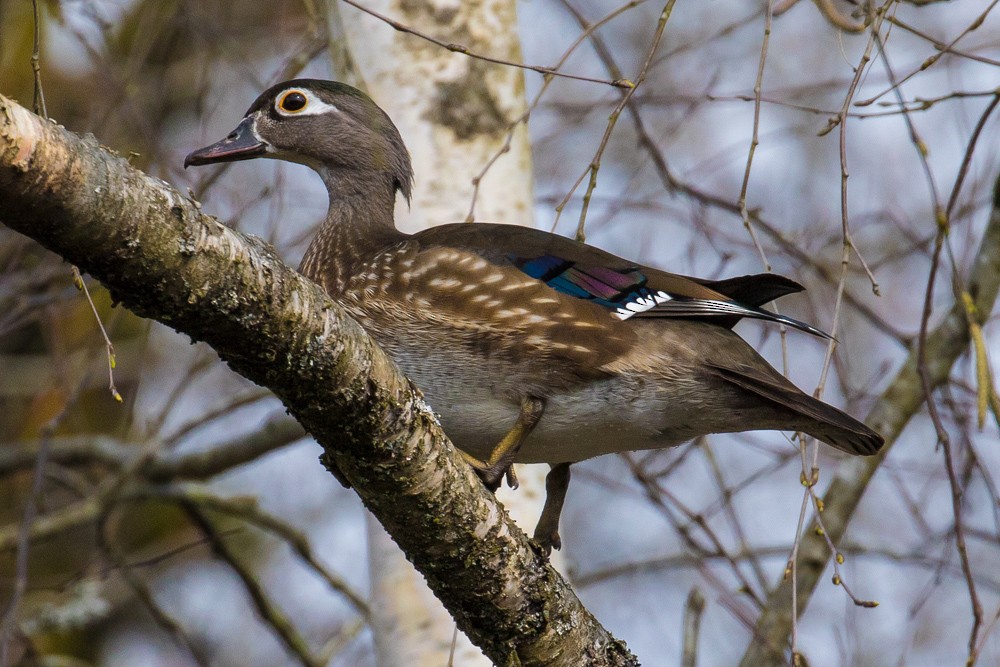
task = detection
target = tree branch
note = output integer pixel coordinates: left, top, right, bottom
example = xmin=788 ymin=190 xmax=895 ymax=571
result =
xmin=0 ymin=95 xmax=637 ymax=666
xmin=740 ymin=173 xmax=1000 ymax=665
xmin=0 ymin=415 xmax=304 ymax=480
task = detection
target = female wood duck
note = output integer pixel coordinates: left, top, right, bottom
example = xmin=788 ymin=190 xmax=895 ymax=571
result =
xmin=186 ymin=79 xmax=883 ymax=550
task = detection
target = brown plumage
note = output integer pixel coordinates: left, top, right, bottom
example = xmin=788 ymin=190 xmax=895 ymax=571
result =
xmin=186 ymin=79 xmax=884 ymax=550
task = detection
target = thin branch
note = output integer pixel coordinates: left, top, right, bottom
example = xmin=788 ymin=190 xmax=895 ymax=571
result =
xmin=464 ymin=0 xmax=645 ymax=222
xmin=855 ymin=0 xmax=1000 ymax=107
xmin=736 ymin=0 xmax=775 ymax=270
xmin=552 ymin=0 xmax=676 ymax=240
xmin=0 ymin=415 xmax=305 ymax=482
xmin=138 ymin=485 xmax=370 ymax=620
xmin=914 ymin=92 xmax=1000 ymax=667
xmin=1 ymin=7 xmax=52 ymax=658
xmin=97 ymin=513 xmax=211 ymax=667
xmin=886 ymin=14 xmax=1000 ymax=67
xmin=738 ymin=171 xmax=1000 ymax=666
xmin=182 ymin=502 xmax=324 ymax=667
xmin=338 ymin=0 xmax=632 ymax=90
xmin=0 ymin=496 xmax=102 ymax=554
xmin=681 ymin=588 xmax=705 ymax=667
xmin=0 ymin=427 xmax=56 ymax=667
xmin=71 ymin=268 xmax=123 ymax=402
xmin=785 ymin=11 xmax=895 ymax=650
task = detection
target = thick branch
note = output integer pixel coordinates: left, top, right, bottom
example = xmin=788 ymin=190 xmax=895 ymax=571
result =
xmin=0 ymin=95 xmax=636 ymax=666
xmin=0 ymin=415 xmax=305 ymax=481
xmin=740 ymin=176 xmax=1000 ymax=665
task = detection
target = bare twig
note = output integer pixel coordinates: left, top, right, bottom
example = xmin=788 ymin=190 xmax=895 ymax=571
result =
xmin=140 ymin=485 xmax=370 ymax=620
xmin=739 ymin=171 xmax=1000 ymax=665
xmin=0 ymin=425 xmax=56 ymax=667
xmin=916 ymin=93 xmax=1000 ymax=666
xmin=338 ymin=0 xmax=632 ymax=90
xmin=681 ymin=588 xmax=705 ymax=667
xmin=550 ymin=0 xmax=676 ymax=240
xmin=464 ymin=0 xmax=645 ymax=222
xmin=71 ymin=268 xmax=123 ymax=403
xmin=97 ymin=514 xmax=211 ymax=667
xmin=182 ymin=502 xmax=325 ymax=667
xmin=736 ymin=0 xmax=775 ymax=270
xmin=2 ymin=12 xmax=54 ymax=657
xmin=886 ymin=14 xmax=1000 ymax=67
xmin=856 ymin=0 xmax=1000 ymax=107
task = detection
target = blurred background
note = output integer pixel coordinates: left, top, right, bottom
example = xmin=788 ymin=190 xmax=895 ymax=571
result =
xmin=1 ymin=0 xmax=999 ymax=665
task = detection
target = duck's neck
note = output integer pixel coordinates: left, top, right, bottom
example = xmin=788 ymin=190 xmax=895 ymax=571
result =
xmin=299 ymin=169 xmax=406 ymax=296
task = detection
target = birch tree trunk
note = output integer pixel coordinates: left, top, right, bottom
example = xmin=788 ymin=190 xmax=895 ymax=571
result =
xmin=331 ymin=1 xmax=546 ymax=663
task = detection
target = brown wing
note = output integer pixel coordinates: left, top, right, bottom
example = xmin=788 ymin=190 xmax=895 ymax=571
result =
xmin=341 ymin=239 xmax=636 ymax=377
xmin=413 ymin=223 xmax=827 ymax=337
xmin=414 ymin=222 xmax=732 ymax=300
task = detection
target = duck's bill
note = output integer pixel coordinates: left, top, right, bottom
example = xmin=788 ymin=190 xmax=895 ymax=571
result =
xmin=184 ymin=116 xmax=267 ymax=167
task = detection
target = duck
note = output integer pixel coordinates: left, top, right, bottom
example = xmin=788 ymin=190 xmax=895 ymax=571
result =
xmin=185 ymin=79 xmax=883 ymax=552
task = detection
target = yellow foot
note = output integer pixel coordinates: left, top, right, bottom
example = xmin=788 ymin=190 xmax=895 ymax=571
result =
xmin=460 ymin=396 xmax=544 ymax=492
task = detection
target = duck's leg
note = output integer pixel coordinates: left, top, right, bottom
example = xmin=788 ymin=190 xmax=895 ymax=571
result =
xmin=460 ymin=396 xmax=545 ymax=491
xmin=532 ymin=462 xmax=571 ymax=555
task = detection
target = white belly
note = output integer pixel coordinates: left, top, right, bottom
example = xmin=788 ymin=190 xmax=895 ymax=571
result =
xmin=441 ymin=389 xmax=681 ymax=463
xmin=356 ymin=310 xmax=810 ymax=464
xmin=386 ymin=340 xmax=705 ymax=464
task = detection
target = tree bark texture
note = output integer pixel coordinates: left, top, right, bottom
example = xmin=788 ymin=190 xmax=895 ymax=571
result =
xmin=0 ymin=95 xmax=638 ymax=667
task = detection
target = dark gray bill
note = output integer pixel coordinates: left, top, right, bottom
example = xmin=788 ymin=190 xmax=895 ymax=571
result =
xmin=184 ymin=116 xmax=267 ymax=167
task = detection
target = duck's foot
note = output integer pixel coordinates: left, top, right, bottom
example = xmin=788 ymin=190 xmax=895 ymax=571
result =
xmin=532 ymin=462 xmax=571 ymax=555
xmin=460 ymin=396 xmax=545 ymax=492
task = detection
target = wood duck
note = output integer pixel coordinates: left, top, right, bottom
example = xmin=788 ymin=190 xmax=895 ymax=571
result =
xmin=185 ymin=79 xmax=883 ymax=551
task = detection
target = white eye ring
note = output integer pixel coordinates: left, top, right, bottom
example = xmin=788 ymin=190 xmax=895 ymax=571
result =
xmin=274 ymin=89 xmax=340 ymax=117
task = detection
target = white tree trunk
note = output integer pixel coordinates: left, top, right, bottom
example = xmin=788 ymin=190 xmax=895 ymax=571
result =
xmin=331 ymin=1 xmax=554 ymax=664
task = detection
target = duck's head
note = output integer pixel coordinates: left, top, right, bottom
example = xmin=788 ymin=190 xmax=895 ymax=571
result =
xmin=185 ymin=79 xmax=413 ymax=202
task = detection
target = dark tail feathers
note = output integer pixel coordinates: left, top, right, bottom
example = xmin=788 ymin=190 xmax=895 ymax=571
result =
xmin=709 ymin=362 xmax=884 ymax=456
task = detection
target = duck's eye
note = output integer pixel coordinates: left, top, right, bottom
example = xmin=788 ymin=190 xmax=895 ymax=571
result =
xmin=278 ymin=91 xmax=307 ymax=113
